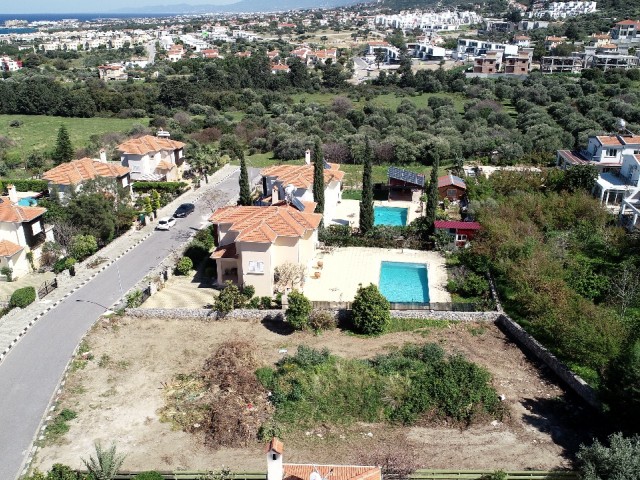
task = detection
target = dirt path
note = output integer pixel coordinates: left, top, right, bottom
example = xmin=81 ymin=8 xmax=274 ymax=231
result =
xmin=33 ymin=317 xmax=590 ymax=473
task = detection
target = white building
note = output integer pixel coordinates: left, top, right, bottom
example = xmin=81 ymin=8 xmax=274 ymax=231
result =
xmin=532 ymin=1 xmax=597 ymax=19
xmin=118 ymin=134 xmax=186 ymax=182
xmin=455 ymin=38 xmax=518 ymax=60
xmin=0 ymin=56 xmax=22 ymax=71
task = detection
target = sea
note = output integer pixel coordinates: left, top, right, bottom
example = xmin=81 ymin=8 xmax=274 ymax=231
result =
xmin=0 ymin=13 xmax=171 ymax=33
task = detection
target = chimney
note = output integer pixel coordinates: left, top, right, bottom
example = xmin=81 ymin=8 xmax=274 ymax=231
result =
xmin=7 ymin=184 xmax=18 ymax=204
xmin=305 ymin=149 xmax=311 ymax=165
xmin=99 ymin=149 xmax=107 ymax=163
xmin=266 ymin=438 xmax=284 ymax=480
xmin=272 ymin=185 xmax=279 ymax=203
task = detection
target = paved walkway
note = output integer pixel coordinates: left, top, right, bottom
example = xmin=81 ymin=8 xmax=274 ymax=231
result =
xmin=0 ymin=164 xmax=238 ymax=361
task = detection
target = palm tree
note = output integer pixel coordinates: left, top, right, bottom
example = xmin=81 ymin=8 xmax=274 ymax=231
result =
xmin=82 ymin=442 xmax=126 ymax=480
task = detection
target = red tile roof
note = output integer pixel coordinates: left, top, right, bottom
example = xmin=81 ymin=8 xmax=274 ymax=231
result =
xmin=211 ymin=243 xmax=237 ymax=259
xmin=434 ymin=220 xmax=481 ymax=230
xmin=118 ymin=135 xmax=185 ymax=156
xmin=43 ymin=158 xmax=129 ymax=186
xmin=262 ymin=164 xmax=344 ymax=190
xmin=0 ymin=239 xmax=23 ymax=257
xmin=438 ymin=174 xmax=466 ymax=189
xmin=209 ymin=204 xmax=322 ymax=244
xmin=0 ymin=197 xmax=46 ymax=223
xmin=619 ymin=135 xmax=640 ymax=145
xmin=615 ymin=19 xmax=640 ymax=26
xmin=266 ymin=437 xmax=284 ymax=454
xmin=283 ymin=464 xmax=381 ymax=480
xmin=596 ymin=135 xmax=623 ymax=146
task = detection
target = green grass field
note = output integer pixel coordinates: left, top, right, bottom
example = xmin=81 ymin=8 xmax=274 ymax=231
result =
xmin=290 ymin=92 xmax=467 ymax=113
xmin=0 ymin=115 xmax=149 ymax=156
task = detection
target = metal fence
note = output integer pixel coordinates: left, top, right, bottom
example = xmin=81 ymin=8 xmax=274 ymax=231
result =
xmin=37 ymin=278 xmax=58 ymax=299
xmin=310 ymin=301 xmax=483 ymax=312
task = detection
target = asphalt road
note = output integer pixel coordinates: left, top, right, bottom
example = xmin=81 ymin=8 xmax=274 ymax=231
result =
xmin=0 ymin=170 xmax=247 ymax=480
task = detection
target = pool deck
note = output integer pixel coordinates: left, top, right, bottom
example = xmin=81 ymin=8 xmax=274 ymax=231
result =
xmin=331 ymin=199 xmax=423 ymax=226
xmin=304 ymin=247 xmax=450 ymax=303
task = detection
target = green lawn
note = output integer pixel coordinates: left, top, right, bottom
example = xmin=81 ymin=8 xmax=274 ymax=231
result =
xmin=0 ymin=115 xmax=149 ymax=156
xmin=290 ymin=92 xmax=467 ymax=113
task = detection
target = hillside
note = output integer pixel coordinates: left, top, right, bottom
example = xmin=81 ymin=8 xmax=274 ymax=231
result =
xmin=117 ymin=0 xmax=360 ymax=14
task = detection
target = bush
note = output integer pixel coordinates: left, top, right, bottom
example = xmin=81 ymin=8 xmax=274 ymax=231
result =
xmin=447 ymin=269 xmax=489 ymax=298
xmin=242 ymin=285 xmax=255 ymax=299
xmin=41 ymin=242 xmax=62 ymax=268
xmin=132 ymin=181 xmax=188 ymax=194
xmin=126 ymin=290 xmax=144 ymax=308
xmin=183 ymin=239 xmax=211 ymax=264
xmin=309 ymin=309 xmax=337 ymax=331
xmin=175 ymin=256 xmax=193 ymax=276
xmin=286 ymin=290 xmax=312 ymax=330
xmin=9 ymin=286 xmax=36 ymax=309
xmin=577 ymin=433 xmax=640 ymax=480
xmin=64 ymin=258 xmax=76 ymax=270
xmin=246 ymin=297 xmax=261 ymax=309
xmin=214 ymin=281 xmax=245 ymax=315
xmin=0 ymin=179 xmax=48 ymax=192
xmin=260 ymin=296 xmax=273 ymax=309
xmin=194 ymin=226 xmax=215 ymax=249
xmin=53 ymin=257 xmax=68 ymax=274
xmin=134 ymin=472 xmax=164 ymax=480
xmin=1 ymin=266 xmax=13 ymax=282
xmin=352 ymin=284 xmax=390 ymax=335
xmin=69 ymin=234 xmax=98 ymax=261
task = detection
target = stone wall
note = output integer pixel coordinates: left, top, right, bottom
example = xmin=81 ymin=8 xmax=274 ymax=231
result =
xmin=390 ymin=310 xmax=499 ymax=322
xmin=496 ymin=313 xmax=601 ymax=409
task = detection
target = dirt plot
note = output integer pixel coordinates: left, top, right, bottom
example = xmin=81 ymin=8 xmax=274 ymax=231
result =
xmin=33 ymin=318 xmax=593 ymax=473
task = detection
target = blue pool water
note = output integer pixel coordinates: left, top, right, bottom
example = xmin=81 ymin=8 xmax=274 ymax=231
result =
xmin=379 ymin=261 xmax=430 ymax=303
xmin=17 ymin=197 xmax=37 ymax=207
xmin=374 ymin=206 xmax=408 ymax=226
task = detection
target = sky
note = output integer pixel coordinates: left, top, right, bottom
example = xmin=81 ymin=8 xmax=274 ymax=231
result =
xmin=0 ymin=0 xmax=232 ymax=14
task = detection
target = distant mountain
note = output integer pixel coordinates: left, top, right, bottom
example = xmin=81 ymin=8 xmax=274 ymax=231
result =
xmin=115 ymin=0 xmax=360 ymax=14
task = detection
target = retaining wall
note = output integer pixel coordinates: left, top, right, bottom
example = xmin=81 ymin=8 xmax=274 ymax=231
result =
xmin=496 ymin=313 xmax=601 ymax=409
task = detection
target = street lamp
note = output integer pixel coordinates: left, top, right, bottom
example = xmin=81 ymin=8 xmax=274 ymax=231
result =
xmin=75 ymin=299 xmax=113 ymax=315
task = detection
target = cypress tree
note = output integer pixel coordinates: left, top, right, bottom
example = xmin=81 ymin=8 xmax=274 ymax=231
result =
xmin=238 ymin=153 xmax=252 ymax=206
xmin=359 ymin=137 xmax=374 ymax=234
xmin=312 ymin=140 xmax=325 ymax=217
xmin=52 ymin=125 xmax=74 ymax=165
xmin=424 ymin=154 xmax=440 ymax=237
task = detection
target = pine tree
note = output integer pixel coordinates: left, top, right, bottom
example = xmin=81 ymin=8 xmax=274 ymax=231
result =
xmin=359 ymin=137 xmax=374 ymax=234
xmin=424 ymin=154 xmax=440 ymax=238
xmin=238 ymin=153 xmax=252 ymax=206
xmin=312 ymin=139 xmax=325 ymax=217
xmin=52 ymin=125 xmax=74 ymax=165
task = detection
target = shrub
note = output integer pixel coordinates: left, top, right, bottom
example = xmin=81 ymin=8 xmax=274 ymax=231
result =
xmin=9 ymin=286 xmax=36 ymax=309
xmin=352 ymin=284 xmax=390 ymax=335
xmin=214 ymin=281 xmax=245 ymax=315
xmin=194 ymin=226 xmax=215 ymax=249
xmin=260 ymin=296 xmax=273 ymax=309
xmin=308 ymin=309 xmax=337 ymax=331
xmin=132 ymin=181 xmax=187 ymax=194
xmin=183 ymin=240 xmax=210 ymax=264
xmin=1 ymin=266 xmax=13 ymax=282
xmin=286 ymin=290 xmax=312 ymax=330
xmin=64 ymin=257 xmax=76 ymax=270
xmin=242 ymin=285 xmax=255 ymax=299
xmin=577 ymin=433 xmax=640 ymax=480
xmin=69 ymin=234 xmax=98 ymax=261
xmin=0 ymin=179 xmax=48 ymax=192
xmin=447 ymin=269 xmax=489 ymax=298
xmin=134 ymin=472 xmax=164 ymax=480
xmin=126 ymin=290 xmax=144 ymax=308
xmin=53 ymin=257 xmax=68 ymax=274
xmin=41 ymin=242 xmax=62 ymax=268
xmin=175 ymin=257 xmax=193 ymax=276
xmin=246 ymin=297 xmax=261 ymax=309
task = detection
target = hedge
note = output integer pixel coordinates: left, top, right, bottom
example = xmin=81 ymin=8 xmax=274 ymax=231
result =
xmin=132 ymin=181 xmax=188 ymax=194
xmin=0 ymin=179 xmax=49 ymax=193
xmin=9 ymin=286 xmax=37 ymax=309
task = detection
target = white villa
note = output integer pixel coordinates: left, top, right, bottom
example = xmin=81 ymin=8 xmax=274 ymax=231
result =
xmin=260 ymin=151 xmax=344 ymax=223
xmin=118 ymin=135 xmax=186 ymax=181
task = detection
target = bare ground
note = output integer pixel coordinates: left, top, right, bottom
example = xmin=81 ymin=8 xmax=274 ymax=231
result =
xmin=33 ymin=317 xmax=593 ymax=473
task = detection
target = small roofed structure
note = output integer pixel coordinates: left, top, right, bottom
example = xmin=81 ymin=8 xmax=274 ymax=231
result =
xmin=266 ymin=438 xmax=381 ymax=480
xmin=388 ymin=166 xmax=425 ymax=202
xmin=437 ymin=174 xmax=467 ymax=201
xmin=434 ymin=220 xmax=481 ymax=247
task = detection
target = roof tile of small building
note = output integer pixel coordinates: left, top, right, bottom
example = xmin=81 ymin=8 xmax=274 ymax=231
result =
xmin=596 ymin=135 xmax=624 ymax=146
xmin=438 ymin=174 xmax=466 ymax=189
xmin=261 ymin=163 xmax=344 ymax=190
xmin=0 ymin=197 xmax=46 ymax=223
xmin=283 ymin=464 xmax=381 ymax=480
xmin=0 ymin=239 xmax=23 ymax=257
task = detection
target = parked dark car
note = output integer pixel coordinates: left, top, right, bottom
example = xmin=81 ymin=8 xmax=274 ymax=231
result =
xmin=173 ymin=203 xmax=195 ymax=218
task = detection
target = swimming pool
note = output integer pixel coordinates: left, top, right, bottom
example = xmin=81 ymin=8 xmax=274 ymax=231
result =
xmin=17 ymin=197 xmax=37 ymax=207
xmin=379 ymin=261 xmax=429 ymax=303
xmin=374 ymin=206 xmax=408 ymax=226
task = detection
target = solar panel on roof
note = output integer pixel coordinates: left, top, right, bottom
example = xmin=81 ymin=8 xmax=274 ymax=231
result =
xmin=388 ymin=166 xmax=425 ymax=187
xmin=291 ymin=196 xmax=306 ymax=212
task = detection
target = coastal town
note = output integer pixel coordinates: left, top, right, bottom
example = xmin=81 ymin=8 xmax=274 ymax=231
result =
xmin=0 ymin=0 xmax=639 ymax=479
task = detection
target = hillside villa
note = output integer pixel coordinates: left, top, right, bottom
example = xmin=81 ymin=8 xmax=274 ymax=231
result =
xmin=209 ymin=202 xmax=322 ymax=297
xmin=118 ymin=135 xmax=186 ymax=182
xmin=42 ymin=152 xmax=131 ymax=202
xmin=0 ymin=186 xmax=53 ymax=278
xmin=260 ymin=151 xmax=344 ymax=223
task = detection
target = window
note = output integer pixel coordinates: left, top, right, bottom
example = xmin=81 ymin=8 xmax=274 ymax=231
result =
xmin=248 ymin=261 xmax=264 ymax=274
xmin=122 ymin=177 xmax=129 ymax=187
xmin=606 ymin=149 xmax=617 ymax=157
xmin=447 ymin=188 xmax=457 ymax=198
xmin=31 ymin=222 xmax=42 ymax=235
xmin=456 ymin=234 xmax=468 ymax=242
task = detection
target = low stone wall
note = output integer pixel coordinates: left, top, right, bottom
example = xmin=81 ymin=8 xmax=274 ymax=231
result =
xmin=496 ymin=314 xmax=601 ymax=410
xmin=125 ymin=308 xmax=285 ymax=321
xmin=390 ymin=310 xmax=499 ymax=322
